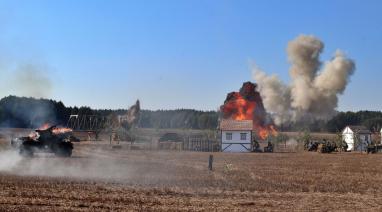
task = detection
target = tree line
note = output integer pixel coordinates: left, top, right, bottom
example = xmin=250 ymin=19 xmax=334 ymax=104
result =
xmin=0 ymin=96 xmax=380 ymax=132
xmin=0 ymin=96 xmax=218 ymax=129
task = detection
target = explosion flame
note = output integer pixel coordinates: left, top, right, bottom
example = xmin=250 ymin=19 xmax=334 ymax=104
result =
xmin=220 ymin=82 xmax=277 ymax=140
xmin=38 ymin=123 xmax=72 ymax=134
xmin=29 ymin=123 xmax=73 ymax=139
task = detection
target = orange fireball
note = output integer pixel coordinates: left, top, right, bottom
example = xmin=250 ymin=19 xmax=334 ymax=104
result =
xmin=220 ymin=82 xmax=278 ymax=140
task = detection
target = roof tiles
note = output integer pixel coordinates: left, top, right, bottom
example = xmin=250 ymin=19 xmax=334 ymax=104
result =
xmin=220 ymin=119 xmax=253 ymax=131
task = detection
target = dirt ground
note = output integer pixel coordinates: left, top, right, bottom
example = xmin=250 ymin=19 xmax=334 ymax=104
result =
xmin=1 ymin=138 xmax=382 ymax=211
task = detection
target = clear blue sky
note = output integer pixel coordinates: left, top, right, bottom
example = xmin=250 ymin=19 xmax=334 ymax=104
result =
xmin=0 ymin=0 xmax=381 ymax=111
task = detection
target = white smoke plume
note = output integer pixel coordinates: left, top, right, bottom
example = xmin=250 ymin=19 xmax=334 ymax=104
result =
xmin=253 ymin=35 xmax=355 ymax=124
xmin=252 ymin=67 xmax=291 ymax=125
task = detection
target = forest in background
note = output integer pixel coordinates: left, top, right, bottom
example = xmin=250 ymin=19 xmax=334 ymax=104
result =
xmin=0 ymin=95 xmax=381 ymax=132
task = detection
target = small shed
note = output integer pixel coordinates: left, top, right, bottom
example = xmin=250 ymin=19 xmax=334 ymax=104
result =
xmin=220 ymin=119 xmax=253 ymax=152
xmin=342 ymin=126 xmax=371 ymax=151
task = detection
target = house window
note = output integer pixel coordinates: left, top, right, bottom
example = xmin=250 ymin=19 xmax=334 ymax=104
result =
xmin=240 ymin=133 xmax=247 ymax=140
xmin=226 ymin=132 xmax=232 ymax=140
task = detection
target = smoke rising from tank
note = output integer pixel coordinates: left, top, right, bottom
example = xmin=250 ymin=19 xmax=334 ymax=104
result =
xmin=253 ymin=35 xmax=355 ymax=124
xmin=0 ymin=62 xmax=52 ymax=99
xmin=11 ymin=64 xmax=52 ymax=98
xmin=0 ymin=59 xmax=54 ymax=127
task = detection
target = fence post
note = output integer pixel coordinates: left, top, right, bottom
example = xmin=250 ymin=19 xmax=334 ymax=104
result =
xmin=208 ymin=155 xmax=213 ymax=171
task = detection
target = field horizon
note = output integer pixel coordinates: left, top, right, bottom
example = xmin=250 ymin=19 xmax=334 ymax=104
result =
xmin=0 ymin=128 xmax=381 ymax=210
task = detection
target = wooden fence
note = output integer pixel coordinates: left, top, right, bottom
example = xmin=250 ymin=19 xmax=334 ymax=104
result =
xmin=182 ymin=136 xmax=220 ymax=152
xmin=156 ymin=136 xmax=220 ymax=152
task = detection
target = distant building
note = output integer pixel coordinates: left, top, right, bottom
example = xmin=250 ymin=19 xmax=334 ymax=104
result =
xmin=342 ymin=126 xmax=371 ymax=151
xmin=220 ymin=119 xmax=253 ymax=152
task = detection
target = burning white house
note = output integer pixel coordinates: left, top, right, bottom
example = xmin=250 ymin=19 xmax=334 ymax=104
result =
xmin=342 ymin=126 xmax=371 ymax=151
xmin=219 ymin=82 xmax=278 ymax=153
xmin=220 ymin=119 xmax=253 ymax=152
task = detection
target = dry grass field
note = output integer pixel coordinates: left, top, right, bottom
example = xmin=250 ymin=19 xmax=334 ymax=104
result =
xmin=0 ymin=130 xmax=382 ymax=211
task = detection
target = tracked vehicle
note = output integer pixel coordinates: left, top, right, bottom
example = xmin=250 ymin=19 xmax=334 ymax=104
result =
xmin=11 ymin=126 xmax=74 ymax=157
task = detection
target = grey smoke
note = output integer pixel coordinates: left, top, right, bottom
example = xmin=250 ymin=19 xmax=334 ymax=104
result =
xmin=0 ymin=60 xmax=52 ymax=99
xmin=11 ymin=64 xmax=52 ymax=98
xmin=0 ymin=61 xmax=54 ymax=127
xmin=253 ymin=35 xmax=355 ymax=124
xmin=252 ymin=67 xmax=291 ymax=125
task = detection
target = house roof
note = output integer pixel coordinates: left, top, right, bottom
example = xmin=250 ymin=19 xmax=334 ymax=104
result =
xmin=220 ymin=119 xmax=253 ymax=131
xmin=346 ymin=125 xmax=371 ymax=134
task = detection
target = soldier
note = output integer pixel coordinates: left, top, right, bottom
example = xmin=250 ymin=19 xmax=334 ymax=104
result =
xmin=304 ymin=139 xmax=310 ymax=150
xmin=308 ymin=141 xmax=318 ymax=151
xmin=265 ymin=141 xmax=273 ymax=152
xmin=342 ymin=140 xmax=348 ymax=152
xmin=253 ymin=139 xmax=261 ymax=152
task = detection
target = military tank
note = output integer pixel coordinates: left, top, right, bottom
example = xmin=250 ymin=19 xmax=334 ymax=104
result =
xmin=11 ymin=126 xmax=74 ymax=157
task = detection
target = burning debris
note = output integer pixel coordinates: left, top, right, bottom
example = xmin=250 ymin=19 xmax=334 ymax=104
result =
xmin=29 ymin=123 xmax=73 ymax=139
xmin=220 ymin=82 xmax=277 ymax=140
xmin=253 ymin=34 xmax=355 ymax=124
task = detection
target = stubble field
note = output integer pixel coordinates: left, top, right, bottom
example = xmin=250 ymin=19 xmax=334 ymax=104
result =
xmin=0 ymin=137 xmax=382 ymax=211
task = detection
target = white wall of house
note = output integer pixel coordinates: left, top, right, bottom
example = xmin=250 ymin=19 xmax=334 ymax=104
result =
xmin=221 ymin=130 xmax=252 ymax=152
xmin=342 ymin=127 xmax=371 ymax=151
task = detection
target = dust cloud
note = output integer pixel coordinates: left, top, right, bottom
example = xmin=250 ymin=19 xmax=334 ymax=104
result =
xmin=0 ymin=150 xmax=23 ymax=172
xmin=253 ymin=34 xmax=355 ymax=124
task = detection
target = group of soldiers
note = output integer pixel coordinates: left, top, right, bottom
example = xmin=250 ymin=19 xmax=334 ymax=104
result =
xmin=253 ymin=140 xmax=273 ymax=153
xmin=305 ymin=139 xmax=348 ymax=153
xmin=251 ymin=137 xmax=380 ymax=154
